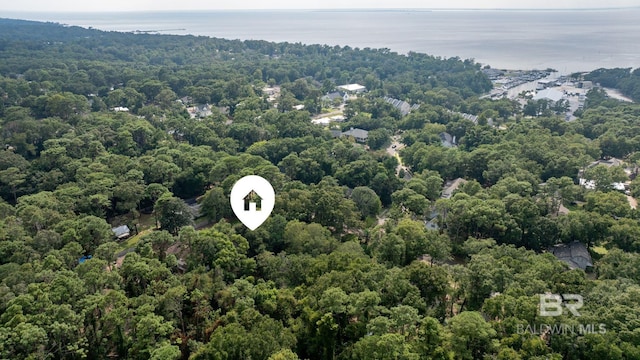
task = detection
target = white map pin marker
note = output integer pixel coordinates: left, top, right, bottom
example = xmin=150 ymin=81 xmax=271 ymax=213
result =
xmin=230 ymin=175 xmax=275 ymax=230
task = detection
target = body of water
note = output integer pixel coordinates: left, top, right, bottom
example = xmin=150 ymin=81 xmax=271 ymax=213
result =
xmin=5 ymin=9 xmax=640 ymax=73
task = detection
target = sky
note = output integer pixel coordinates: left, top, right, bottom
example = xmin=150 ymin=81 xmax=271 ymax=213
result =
xmin=1 ymin=0 xmax=639 ymax=12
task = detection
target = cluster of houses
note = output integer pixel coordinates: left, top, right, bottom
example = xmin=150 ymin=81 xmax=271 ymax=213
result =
xmin=177 ymin=97 xmax=231 ymax=119
xmin=578 ymin=157 xmax=637 ymax=194
xmin=383 ymin=96 xmax=420 ymax=116
xmin=107 ymin=94 xmax=231 ymax=119
xmin=187 ymin=103 xmax=213 ymax=118
xmin=313 ymin=83 xmax=368 ymax=127
xmin=262 ymin=86 xmax=280 ymax=102
xmin=422 ymin=177 xmax=595 ymax=271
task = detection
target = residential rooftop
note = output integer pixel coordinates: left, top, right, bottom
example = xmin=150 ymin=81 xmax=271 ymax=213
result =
xmin=337 ymin=84 xmax=366 ymax=92
xmin=550 ymin=241 xmax=593 ymax=271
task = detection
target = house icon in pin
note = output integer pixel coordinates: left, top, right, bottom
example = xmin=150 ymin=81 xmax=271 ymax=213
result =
xmin=243 ymin=190 xmax=263 ymax=211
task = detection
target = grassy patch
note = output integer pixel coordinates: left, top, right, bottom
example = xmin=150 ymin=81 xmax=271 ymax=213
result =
xmin=394 ymin=153 xmax=403 ymax=165
xmin=137 ymin=213 xmax=156 ymax=230
xmin=118 ymin=228 xmax=154 ymax=252
xmin=364 ymin=216 xmax=378 ymax=228
xmin=592 ymin=246 xmax=608 ymax=255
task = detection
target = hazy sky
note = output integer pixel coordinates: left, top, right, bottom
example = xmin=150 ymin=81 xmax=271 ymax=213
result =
xmin=1 ymin=0 xmax=638 ymax=12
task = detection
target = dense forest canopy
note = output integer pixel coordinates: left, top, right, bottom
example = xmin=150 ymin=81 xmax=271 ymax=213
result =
xmin=1 ymin=18 xmax=640 ymax=360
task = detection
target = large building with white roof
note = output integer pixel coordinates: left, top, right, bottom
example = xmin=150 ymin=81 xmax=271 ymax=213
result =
xmin=533 ymin=88 xmax=564 ymax=103
xmin=337 ymin=84 xmax=366 ymax=93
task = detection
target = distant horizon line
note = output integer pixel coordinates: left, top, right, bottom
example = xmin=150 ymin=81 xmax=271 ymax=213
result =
xmin=3 ymin=6 xmax=640 ymax=13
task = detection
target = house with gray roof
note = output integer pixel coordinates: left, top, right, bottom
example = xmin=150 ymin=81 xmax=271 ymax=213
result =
xmin=112 ymin=225 xmax=131 ymax=240
xmin=439 ymin=132 xmax=457 ymax=148
xmin=322 ymin=91 xmax=344 ymax=102
xmin=383 ymin=96 xmax=419 ymax=116
xmin=341 ymin=128 xmax=369 ymax=143
xmin=550 ymin=241 xmax=593 ymax=271
xmin=578 ymin=157 xmax=633 ymax=191
xmin=441 ymin=178 xmax=467 ymax=199
xmin=184 ymin=199 xmax=202 ymax=218
xmin=587 ymin=157 xmax=625 ymax=168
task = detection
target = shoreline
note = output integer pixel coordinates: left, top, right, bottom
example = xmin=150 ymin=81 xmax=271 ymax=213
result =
xmin=2 ymin=9 xmax=638 ymax=74
xmin=603 ymin=88 xmax=634 ymax=102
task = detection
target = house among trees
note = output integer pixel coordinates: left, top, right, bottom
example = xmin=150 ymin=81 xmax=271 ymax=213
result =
xmin=578 ymin=157 xmax=635 ymax=192
xmin=383 ymin=96 xmax=420 ymax=116
xmin=549 ymin=241 xmax=593 ymax=271
xmin=341 ymin=128 xmax=369 ymax=143
xmin=312 ymin=117 xmax=332 ymax=126
xmin=439 ymin=132 xmax=457 ymax=148
xmin=262 ymin=85 xmax=281 ymax=102
xmin=111 ymin=225 xmax=131 ymax=240
xmin=321 ymin=91 xmax=348 ymax=105
xmin=178 ymin=96 xmax=193 ymax=105
xmin=441 ymin=178 xmax=467 ymax=199
xmin=187 ymin=104 xmax=213 ymax=119
xmin=426 ymin=180 xmax=468 ymax=230
xmin=425 ymin=208 xmax=440 ymax=231
xmin=337 ymin=83 xmax=366 ymax=94
xmin=176 ymin=258 xmax=188 ymax=274
xmin=585 ymin=157 xmax=625 ymax=169
xmin=312 ymin=115 xmax=345 ymax=125
xmin=184 ymin=199 xmax=202 ymax=218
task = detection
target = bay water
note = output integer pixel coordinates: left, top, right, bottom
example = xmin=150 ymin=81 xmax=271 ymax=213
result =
xmin=5 ymin=9 xmax=640 ymax=73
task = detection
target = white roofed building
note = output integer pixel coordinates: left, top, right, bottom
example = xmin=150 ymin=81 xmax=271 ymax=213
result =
xmin=312 ymin=117 xmax=332 ymax=125
xmin=533 ymin=88 xmax=564 ymax=103
xmin=112 ymin=225 xmax=131 ymax=240
xmin=338 ymin=84 xmax=366 ymax=93
xmin=311 ymin=115 xmax=345 ymax=126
